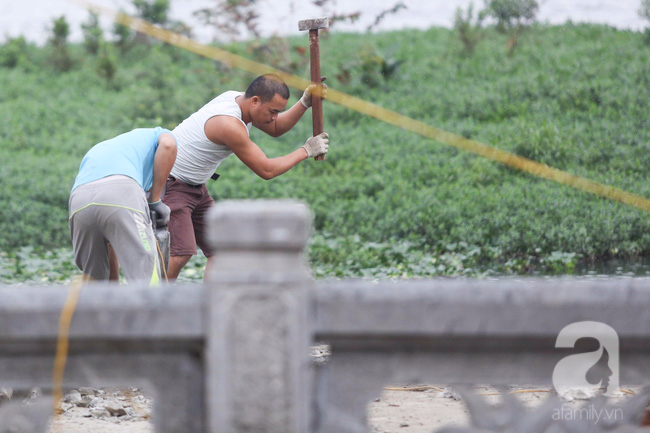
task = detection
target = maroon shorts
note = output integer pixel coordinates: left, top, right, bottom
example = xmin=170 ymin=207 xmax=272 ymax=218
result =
xmin=162 ymin=177 xmax=215 ymax=257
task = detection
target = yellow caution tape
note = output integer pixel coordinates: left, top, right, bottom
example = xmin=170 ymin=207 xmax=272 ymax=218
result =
xmin=72 ymin=0 xmax=650 ymax=213
xmin=52 ymin=275 xmax=86 ymax=422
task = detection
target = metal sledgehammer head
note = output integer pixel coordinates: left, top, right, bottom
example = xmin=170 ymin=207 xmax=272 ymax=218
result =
xmin=298 ymin=17 xmax=329 ymax=31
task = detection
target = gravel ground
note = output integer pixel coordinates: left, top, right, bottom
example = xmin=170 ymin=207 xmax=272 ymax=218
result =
xmin=2 ymin=346 xmax=644 ymax=433
xmin=0 ymin=384 xmax=632 ymax=432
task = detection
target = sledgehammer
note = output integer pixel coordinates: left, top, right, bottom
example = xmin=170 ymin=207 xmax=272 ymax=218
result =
xmin=299 ymin=17 xmax=329 ymax=161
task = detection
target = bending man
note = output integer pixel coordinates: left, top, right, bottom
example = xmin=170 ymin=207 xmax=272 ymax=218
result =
xmin=163 ymin=74 xmax=328 ymax=280
xmin=69 ymin=127 xmax=177 ymax=284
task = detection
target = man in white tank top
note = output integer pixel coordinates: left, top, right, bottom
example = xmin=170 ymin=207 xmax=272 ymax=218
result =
xmin=162 ymin=74 xmax=329 ymax=280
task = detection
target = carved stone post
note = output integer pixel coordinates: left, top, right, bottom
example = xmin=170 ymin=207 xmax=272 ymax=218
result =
xmin=205 ymin=200 xmax=313 ymax=433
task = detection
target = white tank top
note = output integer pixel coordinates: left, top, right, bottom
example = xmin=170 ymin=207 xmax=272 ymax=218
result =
xmin=170 ymin=91 xmax=252 ymax=185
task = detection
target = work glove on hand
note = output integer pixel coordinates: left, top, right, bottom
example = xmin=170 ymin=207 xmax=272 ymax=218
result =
xmin=300 ymin=76 xmax=328 ymax=108
xmin=302 ymin=132 xmax=329 ymax=158
xmin=149 ymin=200 xmax=171 ymax=227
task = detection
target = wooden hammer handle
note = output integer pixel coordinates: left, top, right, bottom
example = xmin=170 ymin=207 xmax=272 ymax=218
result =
xmin=309 ymin=29 xmax=325 ymax=161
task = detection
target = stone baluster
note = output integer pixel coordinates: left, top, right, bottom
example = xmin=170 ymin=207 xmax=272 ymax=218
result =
xmin=205 ymin=200 xmax=313 ymax=433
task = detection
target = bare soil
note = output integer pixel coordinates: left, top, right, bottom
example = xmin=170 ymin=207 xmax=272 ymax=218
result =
xmin=46 ymin=385 xmax=642 ymax=433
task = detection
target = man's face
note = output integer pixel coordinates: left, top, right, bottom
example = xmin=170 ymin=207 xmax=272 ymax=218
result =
xmin=251 ymin=94 xmax=288 ymax=127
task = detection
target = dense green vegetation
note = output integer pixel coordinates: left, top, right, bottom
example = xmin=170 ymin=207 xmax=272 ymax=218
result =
xmin=1 ymin=22 xmax=649 ymax=283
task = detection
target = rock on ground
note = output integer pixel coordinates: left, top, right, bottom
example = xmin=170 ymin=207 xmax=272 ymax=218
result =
xmin=0 ymin=382 xmax=642 ymax=433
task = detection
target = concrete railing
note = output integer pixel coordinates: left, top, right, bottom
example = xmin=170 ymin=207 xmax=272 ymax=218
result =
xmin=1 ymin=200 xmax=649 ymax=433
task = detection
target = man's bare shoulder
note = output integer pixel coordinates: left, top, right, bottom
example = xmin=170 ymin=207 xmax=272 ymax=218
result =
xmin=205 ymin=115 xmax=248 ymax=147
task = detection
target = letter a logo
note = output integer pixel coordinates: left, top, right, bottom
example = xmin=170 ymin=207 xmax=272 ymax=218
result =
xmin=553 ymin=321 xmax=620 ymax=397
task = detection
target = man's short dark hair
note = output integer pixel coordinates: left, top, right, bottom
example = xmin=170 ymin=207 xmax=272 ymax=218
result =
xmin=245 ymin=74 xmax=290 ymax=102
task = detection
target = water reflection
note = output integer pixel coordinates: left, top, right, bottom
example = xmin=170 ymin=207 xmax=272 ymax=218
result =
xmin=574 ymin=257 xmax=650 ymax=277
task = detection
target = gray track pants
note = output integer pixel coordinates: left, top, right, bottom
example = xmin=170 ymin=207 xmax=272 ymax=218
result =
xmin=69 ymin=175 xmax=160 ymax=285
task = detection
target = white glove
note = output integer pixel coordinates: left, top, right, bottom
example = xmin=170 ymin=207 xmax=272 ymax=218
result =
xmin=149 ymin=200 xmax=171 ymax=227
xmin=300 ymin=76 xmax=328 ymax=108
xmin=302 ymin=133 xmax=329 ymax=158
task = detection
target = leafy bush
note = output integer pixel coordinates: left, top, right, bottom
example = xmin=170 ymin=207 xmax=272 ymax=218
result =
xmin=0 ymin=248 xmax=78 ymax=284
xmin=512 ymin=121 xmax=569 ymax=167
xmin=113 ymin=13 xmax=135 ymax=54
xmin=130 ymin=0 xmax=171 ymax=46
xmin=1 ymin=24 xmax=649 ymax=282
xmin=0 ymin=37 xmax=29 ymax=68
xmin=133 ymin=0 xmax=170 ymax=25
xmin=482 ymin=0 xmax=539 ymax=55
xmin=482 ymin=0 xmax=539 ymax=30
xmin=454 ymin=3 xmax=485 ymax=55
xmin=335 ymin=45 xmax=403 ymax=89
xmin=640 ymin=0 xmax=650 ymax=44
xmin=48 ymin=16 xmax=74 ymax=71
xmin=81 ymin=12 xmax=103 ymax=55
xmin=96 ymin=44 xmax=118 ymax=87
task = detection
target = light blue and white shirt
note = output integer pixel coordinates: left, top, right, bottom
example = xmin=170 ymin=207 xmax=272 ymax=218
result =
xmin=72 ymin=127 xmax=173 ymax=192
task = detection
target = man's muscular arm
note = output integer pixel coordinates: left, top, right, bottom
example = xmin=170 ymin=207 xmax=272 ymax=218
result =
xmin=205 ymin=116 xmax=309 ymax=180
xmin=149 ymin=132 xmax=177 ymax=202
